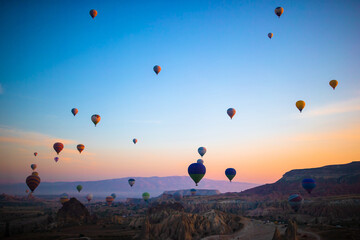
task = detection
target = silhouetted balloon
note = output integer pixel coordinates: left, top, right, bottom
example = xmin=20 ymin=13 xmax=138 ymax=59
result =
xmin=197 ymin=159 xmax=204 ymax=164
xmin=198 ymin=147 xmax=207 ymax=157
xmin=225 ymin=168 xmax=236 ymax=182
xmin=26 ymin=172 xmax=40 ymax=192
xmin=133 ymin=138 xmax=137 ymax=144
xmin=34 ymin=152 xmax=38 ymax=157
xmin=173 ymin=192 xmax=182 ymax=201
xmin=296 ymin=100 xmax=305 ymax=113
xmin=275 ymin=7 xmax=284 ymax=18
xmin=288 ymin=194 xmax=303 ymax=212
xmin=106 ymin=196 xmax=114 ymax=206
xmin=31 ymin=164 xmax=37 ymax=171
xmin=153 ymin=65 xmax=161 ymax=75
xmin=54 ymin=157 xmax=59 ymax=163
xmin=71 ymin=108 xmax=78 ymax=116
xmin=142 ymin=192 xmax=150 ymax=202
xmin=268 ymin=33 xmax=273 ymax=39
xmin=329 ymin=80 xmax=338 ymax=90
xmin=302 ymin=178 xmax=316 ymax=194
xmin=128 ymin=178 xmax=135 ymax=187
xmin=111 ymin=193 xmax=116 ymax=199
xmin=91 ymin=114 xmax=101 ymax=126
xmin=190 ymin=188 xmax=197 ymax=196
xmin=77 ymin=144 xmax=85 ymax=154
xmin=227 ymin=108 xmax=236 ymax=119
xmin=86 ymin=193 xmax=93 ymax=202
xmin=76 ymin=185 xmax=83 ymax=193
xmin=53 ymin=142 xmax=64 ymax=155
xmin=188 ymin=163 xmax=206 ymax=186
xmin=90 ymin=9 xmax=97 ymax=19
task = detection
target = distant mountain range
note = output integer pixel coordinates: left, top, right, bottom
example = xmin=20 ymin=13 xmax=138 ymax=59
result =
xmin=0 ymin=176 xmax=258 ymax=198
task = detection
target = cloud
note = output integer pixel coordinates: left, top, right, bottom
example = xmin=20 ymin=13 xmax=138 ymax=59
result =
xmin=304 ymin=97 xmax=360 ymax=117
xmin=0 ymin=83 xmax=3 ymax=94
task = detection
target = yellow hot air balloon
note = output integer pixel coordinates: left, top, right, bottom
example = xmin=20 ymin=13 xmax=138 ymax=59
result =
xmin=296 ymin=100 xmax=306 ymax=113
xmin=329 ymin=80 xmax=338 ymax=90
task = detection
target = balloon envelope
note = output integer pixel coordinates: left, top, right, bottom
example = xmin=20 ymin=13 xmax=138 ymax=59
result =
xmin=190 ymin=188 xmax=197 ymax=196
xmin=86 ymin=193 xmax=93 ymax=202
xmin=275 ymin=7 xmax=284 ymax=17
xmin=91 ymin=114 xmax=101 ymax=126
xmin=34 ymin=152 xmax=38 ymax=157
xmin=77 ymin=144 xmax=85 ymax=154
xmin=227 ymin=108 xmax=236 ymax=119
xmin=142 ymin=192 xmax=150 ymax=202
xmin=54 ymin=157 xmax=59 ymax=162
xmin=76 ymin=185 xmax=83 ymax=192
xmin=302 ymin=178 xmax=316 ymax=194
xmin=106 ymin=196 xmax=114 ymax=206
xmin=197 ymin=159 xmax=204 ymax=164
xmin=31 ymin=164 xmax=37 ymax=171
xmin=198 ymin=147 xmax=207 ymax=157
xmin=296 ymin=100 xmax=305 ymax=113
xmin=128 ymin=178 xmax=135 ymax=187
xmin=153 ymin=65 xmax=161 ymax=75
xmin=188 ymin=163 xmax=206 ymax=186
xmin=26 ymin=173 xmax=40 ymax=192
xmin=225 ymin=168 xmax=236 ymax=182
xmin=288 ymin=194 xmax=303 ymax=212
xmin=71 ymin=108 xmax=78 ymax=116
xmin=329 ymin=80 xmax=338 ymax=90
xmin=133 ymin=138 xmax=137 ymax=144
xmin=53 ymin=142 xmax=64 ymax=155
xmin=268 ymin=33 xmax=273 ymax=39
xmin=90 ymin=9 xmax=97 ymax=19
xmin=111 ymin=193 xmax=116 ymax=199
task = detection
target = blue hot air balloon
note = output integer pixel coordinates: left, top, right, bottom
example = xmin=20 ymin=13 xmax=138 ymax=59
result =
xmin=198 ymin=147 xmax=207 ymax=157
xmin=197 ymin=159 xmax=204 ymax=164
xmin=128 ymin=178 xmax=135 ymax=187
xmin=188 ymin=163 xmax=206 ymax=186
xmin=190 ymin=188 xmax=197 ymax=196
xmin=225 ymin=168 xmax=236 ymax=182
xmin=302 ymin=178 xmax=316 ymax=194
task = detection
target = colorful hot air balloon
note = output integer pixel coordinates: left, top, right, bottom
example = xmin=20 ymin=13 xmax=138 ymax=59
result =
xmin=111 ymin=193 xmax=116 ymax=199
xmin=173 ymin=192 xmax=182 ymax=202
xmin=190 ymin=188 xmax=197 ymax=196
xmin=329 ymin=80 xmax=338 ymax=90
xmin=71 ymin=108 xmax=78 ymax=116
xmin=128 ymin=178 xmax=135 ymax=187
xmin=225 ymin=168 xmax=236 ymax=182
xmin=188 ymin=163 xmax=206 ymax=186
xmin=54 ymin=157 xmax=59 ymax=163
xmin=275 ymin=7 xmax=284 ymax=18
xmin=197 ymin=159 xmax=204 ymax=164
xmin=76 ymin=185 xmax=83 ymax=193
xmin=77 ymin=144 xmax=85 ymax=154
xmin=198 ymin=147 xmax=207 ymax=157
xmin=296 ymin=100 xmax=306 ymax=113
xmin=133 ymin=138 xmax=138 ymax=144
xmin=60 ymin=196 xmax=69 ymax=204
xmin=106 ymin=196 xmax=114 ymax=206
xmin=34 ymin=152 xmax=38 ymax=157
xmin=268 ymin=33 xmax=273 ymax=39
xmin=153 ymin=65 xmax=161 ymax=75
xmin=26 ymin=172 xmax=41 ymax=192
xmin=302 ymin=178 xmax=316 ymax=194
xmin=31 ymin=164 xmax=37 ymax=171
xmin=90 ymin=9 xmax=97 ymax=19
xmin=91 ymin=114 xmax=101 ymax=127
xmin=86 ymin=193 xmax=93 ymax=203
xmin=142 ymin=192 xmax=150 ymax=202
xmin=227 ymin=108 xmax=236 ymax=119
xmin=53 ymin=142 xmax=64 ymax=155
xmin=288 ymin=194 xmax=303 ymax=212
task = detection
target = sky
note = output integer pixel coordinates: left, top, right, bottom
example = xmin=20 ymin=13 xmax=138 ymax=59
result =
xmin=0 ymin=0 xmax=359 ymax=185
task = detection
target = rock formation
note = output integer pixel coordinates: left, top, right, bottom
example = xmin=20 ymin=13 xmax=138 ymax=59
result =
xmin=57 ymin=198 xmax=91 ymax=227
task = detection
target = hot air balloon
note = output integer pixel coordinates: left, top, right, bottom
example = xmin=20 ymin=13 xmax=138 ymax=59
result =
xmin=188 ymin=163 xmax=206 ymax=186
xmin=26 ymin=189 xmax=29 ymax=194
xmin=53 ymin=142 xmax=64 ymax=155
xmin=302 ymin=178 xmax=316 ymax=194
xmin=31 ymin=164 xmax=37 ymax=171
xmin=197 ymin=159 xmax=204 ymax=164
xmin=296 ymin=100 xmax=305 ymax=113
xmin=190 ymin=188 xmax=197 ymax=196
xmin=225 ymin=168 xmax=236 ymax=182
xmin=153 ymin=65 xmax=161 ymax=75
xmin=142 ymin=192 xmax=150 ymax=202
xmin=91 ymin=114 xmax=101 ymax=127
xmin=86 ymin=193 xmax=93 ymax=203
xmin=77 ymin=144 xmax=85 ymax=154
xmin=60 ymin=196 xmax=69 ymax=204
xmin=133 ymin=138 xmax=138 ymax=144
xmin=26 ymin=172 xmax=41 ymax=192
xmin=198 ymin=147 xmax=207 ymax=157
xmin=268 ymin=33 xmax=273 ymax=39
xmin=128 ymin=178 xmax=135 ymax=187
xmin=54 ymin=157 xmax=59 ymax=163
xmin=90 ymin=9 xmax=97 ymax=19
xmin=76 ymin=185 xmax=83 ymax=193
xmin=288 ymin=194 xmax=303 ymax=212
xmin=227 ymin=108 xmax=236 ymax=119
xmin=32 ymin=172 xmax=39 ymax=176
xmin=71 ymin=108 xmax=78 ymax=116
xmin=106 ymin=196 xmax=114 ymax=206
xmin=34 ymin=152 xmax=38 ymax=157
xmin=111 ymin=193 xmax=116 ymax=199
xmin=329 ymin=80 xmax=338 ymax=90
xmin=275 ymin=7 xmax=284 ymax=18
xmin=173 ymin=192 xmax=182 ymax=202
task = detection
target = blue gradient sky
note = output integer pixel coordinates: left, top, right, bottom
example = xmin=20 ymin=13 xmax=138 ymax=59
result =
xmin=0 ymin=0 xmax=359 ymax=184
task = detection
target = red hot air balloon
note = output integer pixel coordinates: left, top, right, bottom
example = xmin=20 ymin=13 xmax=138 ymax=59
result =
xmin=90 ymin=9 xmax=97 ymax=19
xmin=26 ymin=172 xmax=41 ymax=192
xmin=77 ymin=144 xmax=85 ymax=154
xmin=34 ymin=152 xmax=38 ymax=157
xmin=53 ymin=142 xmax=64 ymax=155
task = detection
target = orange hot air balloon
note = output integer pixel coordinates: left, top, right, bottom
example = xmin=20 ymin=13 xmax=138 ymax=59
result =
xmin=26 ymin=172 xmax=41 ymax=192
xmin=133 ymin=138 xmax=137 ymax=144
xmin=90 ymin=9 xmax=97 ymax=19
xmin=53 ymin=142 xmax=64 ymax=155
xmin=34 ymin=152 xmax=38 ymax=157
xmin=91 ymin=114 xmax=101 ymax=126
xmin=71 ymin=108 xmax=78 ymax=116
xmin=77 ymin=144 xmax=85 ymax=154
xmin=296 ymin=100 xmax=306 ymax=113
xmin=268 ymin=33 xmax=273 ymax=39
xmin=275 ymin=7 xmax=284 ymax=18
xmin=106 ymin=196 xmax=114 ymax=206
xmin=153 ymin=65 xmax=161 ymax=75
xmin=227 ymin=108 xmax=236 ymax=119
xmin=329 ymin=80 xmax=338 ymax=90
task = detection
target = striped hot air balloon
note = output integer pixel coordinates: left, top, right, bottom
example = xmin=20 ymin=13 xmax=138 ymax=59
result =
xmin=53 ymin=142 xmax=64 ymax=155
xmin=288 ymin=194 xmax=303 ymax=212
xmin=77 ymin=144 xmax=85 ymax=154
xmin=225 ymin=168 xmax=236 ymax=182
xmin=190 ymin=188 xmax=197 ymax=196
xmin=26 ymin=172 xmax=41 ymax=192
xmin=302 ymin=178 xmax=316 ymax=194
